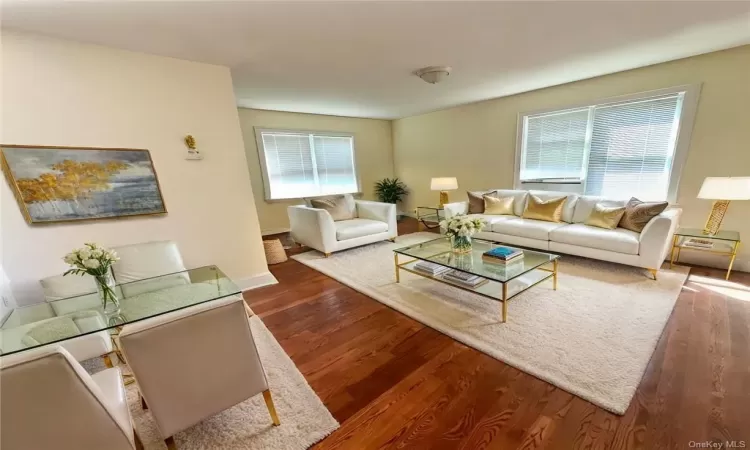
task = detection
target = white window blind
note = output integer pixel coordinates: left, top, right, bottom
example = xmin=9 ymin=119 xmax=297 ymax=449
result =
xmin=257 ymin=130 xmax=358 ymax=200
xmin=520 ymin=108 xmax=590 ymax=182
xmin=584 ymin=94 xmax=683 ymax=200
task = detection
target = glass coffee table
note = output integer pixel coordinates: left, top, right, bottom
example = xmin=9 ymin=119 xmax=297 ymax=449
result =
xmin=394 ymin=237 xmax=559 ymax=323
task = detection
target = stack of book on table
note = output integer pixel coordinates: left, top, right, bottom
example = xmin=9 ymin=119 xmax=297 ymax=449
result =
xmin=683 ymin=238 xmax=714 ymax=249
xmin=482 ymin=246 xmax=524 ymax=265
xmin=414 ymin=260 xmax=451 ymax=276
xmin=442 ymin=270 xmax=487 ymax=288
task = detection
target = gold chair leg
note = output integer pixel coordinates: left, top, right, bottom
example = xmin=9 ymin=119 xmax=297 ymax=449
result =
xmin=262 ymin=389 xmax=281 ymax=426
xmin=134 ymin=429 xmax=144 ymax=450
xmin=102 ymin=354 xmax=114 ymax=368
xmin=647 ymin=268 xmax=658 ymax=280
xmin=165 ymin=436 xmax=177 ymax=450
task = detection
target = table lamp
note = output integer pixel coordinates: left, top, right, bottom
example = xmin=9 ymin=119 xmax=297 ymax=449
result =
xmin=697 ymin=176 xmax=750 ymax=235
xmin=430 ymin=177 xmax=458 ymax=207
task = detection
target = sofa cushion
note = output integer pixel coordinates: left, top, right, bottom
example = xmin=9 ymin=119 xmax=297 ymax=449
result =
xmin=528 ymin=190 xmax=579 ymax=223
xmin=549 ymin=223 xmax=640 ymax=255
xmin=495 ymin=190 xmax=528 ymax=216
xmin=619 ymin=197 xmax=669 ymax=233
xmin=335 ymin=219 xmax=388 ymax=241
xmin=522 ymin=195 xmax=567 ymax=223
xmin=484 ymin=195 xmax=514 ymax=215
xmin=492 ymin=218 xmax=567 ymax=241
xmin=468 ymin=214 xmax=514 ymax=228
xmin=572 ymin=195 xmax=627 ymax=223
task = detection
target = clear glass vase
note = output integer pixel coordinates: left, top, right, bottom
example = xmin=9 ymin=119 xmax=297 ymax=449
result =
xmin=450 ymin=235 xmax=472 ymax=254
xmin=95 ymin=272 xmax=121 ymax=318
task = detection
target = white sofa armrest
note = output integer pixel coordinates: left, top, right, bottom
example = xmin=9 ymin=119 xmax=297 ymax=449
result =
xmin=638 ymin=208 xmax=682 ymax=269
xmin=287 ymin=205 xmax=337 ymax=254
xmin=443 ymin=201 xmax=469 ymax=219
xmin=356 ymin=200 xmax=397 ymax=238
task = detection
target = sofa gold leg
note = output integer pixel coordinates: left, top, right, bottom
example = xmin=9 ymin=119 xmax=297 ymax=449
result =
xmin=388 ymin=237 xmax=396 ymax=242
xmin=647 ymin=268 xmax=658 ymax=280
xmin=102 ymin=353 xmax=114 ymax=368
xmin=324 ymin=252 xmax=331 ymax=258
xmin=263 ymin=389 xmax=281 ymax=426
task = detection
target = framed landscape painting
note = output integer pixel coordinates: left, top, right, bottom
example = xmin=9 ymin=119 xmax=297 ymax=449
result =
xmin=1 ymin=145 xmax=167 ymax=224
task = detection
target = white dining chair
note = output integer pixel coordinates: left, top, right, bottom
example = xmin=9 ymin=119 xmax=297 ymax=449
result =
xmin=112 ymin=240 xmax=189 ymax=297
xmin=118 ymin=296 xmax=279 ymax=449
xmin=0 ymin=346 xmax=143 ymax=450
xmin=38 ymin=272 xmax=116 ymax=366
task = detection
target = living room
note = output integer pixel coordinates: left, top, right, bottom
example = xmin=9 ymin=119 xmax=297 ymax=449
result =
xmin=1 ymin=2 xmax=748 ymax=449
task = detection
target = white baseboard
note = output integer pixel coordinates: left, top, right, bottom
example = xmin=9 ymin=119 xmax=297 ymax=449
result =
xmin=261 ymin=227 xmax=290 ymax=236
xmin=235 ymin=271 xmax=279 ymax=291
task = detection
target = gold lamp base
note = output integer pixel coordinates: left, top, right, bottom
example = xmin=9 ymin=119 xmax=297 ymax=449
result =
xmin=438 ymin=191 xmax=449 ymax=208
xmin=703 ymin=200 xmax=730 ymax=235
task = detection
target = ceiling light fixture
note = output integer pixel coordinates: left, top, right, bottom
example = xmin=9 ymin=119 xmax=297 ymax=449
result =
xmin=415 ymin=66 xmax=452 ymax=84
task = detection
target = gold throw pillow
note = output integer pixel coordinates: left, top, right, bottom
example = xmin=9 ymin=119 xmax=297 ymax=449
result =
xmin=310 ymin=195 xmax=355 ymax=221
xmin=619 ymin=197 xmax=668 ymax=232
xmin=467 ymin=190 xmax=496 ymax=214
xmin=483 ymin=195 xmax=514 ymax=215
xmin=585 ymin=203 xmax=627 ymax=229
xmin=522 ymin=195 xmax=567 ymax=223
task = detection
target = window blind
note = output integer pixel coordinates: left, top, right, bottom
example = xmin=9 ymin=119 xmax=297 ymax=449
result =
xmin=258 ymin=131 xmax=358 ymax=200
xmin=521 ymin=108 xmax=590 ymax=182
xmin=584 ymin=94 xmax=683 ymax=200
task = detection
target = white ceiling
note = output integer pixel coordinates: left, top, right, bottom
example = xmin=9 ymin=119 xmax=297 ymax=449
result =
xmin=3 ymin=1 xmax=750 ymax=119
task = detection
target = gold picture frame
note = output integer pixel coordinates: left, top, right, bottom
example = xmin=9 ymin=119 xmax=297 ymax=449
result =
xmin=1 ymin=144 xmax=168 ymax=225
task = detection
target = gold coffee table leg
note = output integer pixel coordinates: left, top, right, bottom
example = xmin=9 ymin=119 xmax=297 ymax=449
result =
xmin=394 ymin=253 xmax=400 ymax=283
xmin=553 ymin=259 xmax=558 ymax=290
xmin=501 ymin=283 xmax=508 ymax=323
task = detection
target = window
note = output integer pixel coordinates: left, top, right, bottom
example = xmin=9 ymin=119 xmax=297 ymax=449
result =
xmin=255 ymin=129 xmax=359 ymax=200
xmin=516 ymin=86 xmax=699 ymax=202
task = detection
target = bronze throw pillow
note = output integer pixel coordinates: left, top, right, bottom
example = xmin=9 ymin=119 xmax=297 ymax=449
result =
xmin=619 ymin=197 xmax=668 ymax=232
xmin=467 ymin=190 xmax=496 ymax=214
xmin=310 ymin=195 xmax=355 ymax=221
xmin=522 ymin=195 xmax=567 ymax=223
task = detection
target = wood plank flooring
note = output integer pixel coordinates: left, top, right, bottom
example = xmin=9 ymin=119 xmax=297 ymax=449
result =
xmin=248 ymin=219 xmax=750 ymax=449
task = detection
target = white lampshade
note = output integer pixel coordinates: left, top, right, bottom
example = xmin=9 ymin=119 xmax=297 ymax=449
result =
xmin=697 ymin=177 xmax=750 ymax=200
xmin=430 ymin=177 xmax=458 ymax=191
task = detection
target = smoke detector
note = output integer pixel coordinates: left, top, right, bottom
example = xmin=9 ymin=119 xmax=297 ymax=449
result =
xmin=415 ymin=66 xmax=452 ymax=84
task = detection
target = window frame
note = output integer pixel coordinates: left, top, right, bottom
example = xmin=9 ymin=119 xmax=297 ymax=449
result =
xmin=513 ymin=84 xmax=701 ymax=203
xmin=254 ymin=127 xmax=361 ymax=202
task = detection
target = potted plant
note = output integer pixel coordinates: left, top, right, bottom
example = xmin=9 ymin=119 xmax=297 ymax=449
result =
xmin=374 ymin=178 xmax=409 ymax=219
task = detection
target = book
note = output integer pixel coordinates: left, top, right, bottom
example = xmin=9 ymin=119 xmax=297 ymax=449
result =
xmin=442 ymin=270 xmax=487 ymax=288
xmin=482 ymin=254 xmax=524 ymax=265
xmin=414 ymin=261 xmax=451 ymax=276
xmin=483 ymin=246 xmax=523 ymax=261
xmin=683 ymin=238 xmax=714 ymax=249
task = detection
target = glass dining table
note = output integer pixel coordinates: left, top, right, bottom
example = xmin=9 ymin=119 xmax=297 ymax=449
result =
xmin=0 ymin=265 xmax=242 ymax=357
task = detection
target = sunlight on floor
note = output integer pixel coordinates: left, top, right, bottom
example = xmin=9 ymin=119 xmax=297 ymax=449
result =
xmin=688 ymin=275 xmax=750 ymax=302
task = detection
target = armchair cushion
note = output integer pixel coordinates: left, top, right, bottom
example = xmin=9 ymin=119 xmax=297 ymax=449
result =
xmin=310 ymin=195 xmax=356 ymax=221
xmin=335 ymin=219 xmax=389 ymax=241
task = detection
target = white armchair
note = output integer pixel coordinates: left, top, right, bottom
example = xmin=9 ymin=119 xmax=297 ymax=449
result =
xmin=288 ymin=199 xmax=397 ymax=256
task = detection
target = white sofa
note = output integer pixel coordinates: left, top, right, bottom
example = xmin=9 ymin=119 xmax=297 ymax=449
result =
xmin=444 ymin=190 xmax=681 ymax=278
xmin=288 ymin=196 xmax=397 ymax=256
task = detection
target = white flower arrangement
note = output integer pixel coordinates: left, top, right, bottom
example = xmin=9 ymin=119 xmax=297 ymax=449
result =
xmin=439 ymin=215 xmax=486 ymax=238
xmin=439 ymin=214 xmax=487 ymax=253
xmin=63 ymin=243 xmax=120 ymax=309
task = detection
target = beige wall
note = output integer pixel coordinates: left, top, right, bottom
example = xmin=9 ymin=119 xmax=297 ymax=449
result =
xmin=238 ymin=108 xmax=394 ymax=234
xmin=1 ymin=31 xmax=272 ymax=305
xmin=393 ymin=45 xmax=750 ymax=272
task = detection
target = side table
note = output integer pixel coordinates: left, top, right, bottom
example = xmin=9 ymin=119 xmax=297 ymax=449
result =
xmin=415 ymin=206 xmax=445 ymax=232
xmin=670 ymin=227 xmax=740 ymax=280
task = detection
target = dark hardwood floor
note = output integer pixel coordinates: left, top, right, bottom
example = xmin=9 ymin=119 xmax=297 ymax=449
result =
xmin=248 ymin=219 xmax=749 ymax=449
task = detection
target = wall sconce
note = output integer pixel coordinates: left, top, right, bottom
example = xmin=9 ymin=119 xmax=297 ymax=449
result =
xmin=184 ymin=135 xmax=203 ymax=160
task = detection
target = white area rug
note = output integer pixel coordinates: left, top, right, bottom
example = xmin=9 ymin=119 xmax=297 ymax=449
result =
xmin=126 ymin=315 xmax=339 ymax=449
xmin=292 ymin=232 xmax=689 ymax=415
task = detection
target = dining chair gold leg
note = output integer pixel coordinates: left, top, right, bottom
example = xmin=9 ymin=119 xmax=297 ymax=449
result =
xmin=262 ymin=389 xmax=281 ymax=426
xmin=102 ymin=353 xmax=114 ymax=368
xmin=165 ymin=436 xmax=177 ymax=450
xmin=134 ymin=429 xmax=144 ymax=450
